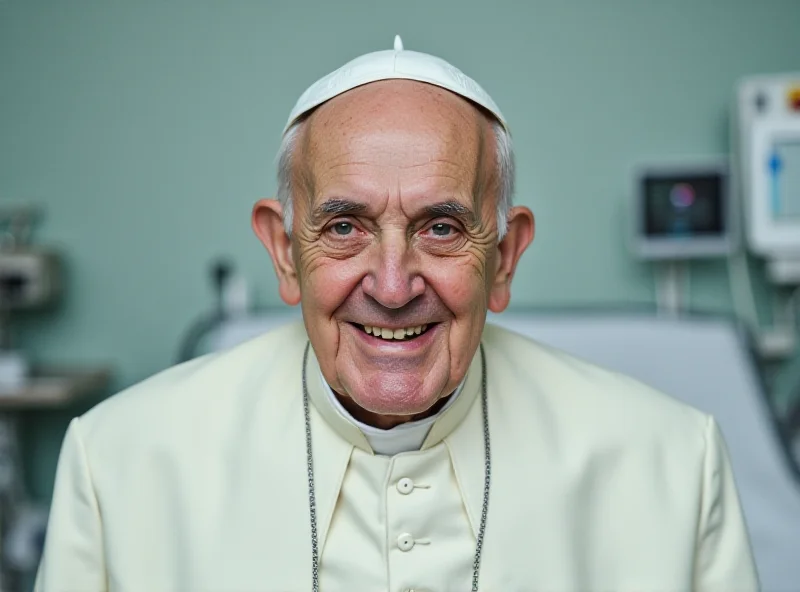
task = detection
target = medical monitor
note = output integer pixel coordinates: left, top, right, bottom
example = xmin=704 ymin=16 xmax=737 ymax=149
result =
xmin=631 ymin=160 xmax=733 ymax=260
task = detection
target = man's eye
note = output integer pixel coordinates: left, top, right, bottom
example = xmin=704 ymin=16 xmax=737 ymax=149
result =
xmin=431 ymin=223 xmax=454 ymax=236
xmin=332 ymin=222 xmax=353 ymax=236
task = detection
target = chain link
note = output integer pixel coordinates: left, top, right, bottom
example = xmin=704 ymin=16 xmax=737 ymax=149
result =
xmin=472 ymin=343 xmax=491 ymax=592
xmin=302 ymin=342 xmax=491 ymax=592
xmin=302 ymin=344 xmax=320 ymax=592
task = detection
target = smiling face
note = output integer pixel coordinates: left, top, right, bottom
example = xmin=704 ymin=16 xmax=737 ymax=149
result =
xmin=254 ymin=80 xmax=534 ymax=426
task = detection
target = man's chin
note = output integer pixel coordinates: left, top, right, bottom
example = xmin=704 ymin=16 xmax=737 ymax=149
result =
xmin=333 ymin=346 xmax=453 ymax=422
xmin=339 ymin=380 xmax=447 ymax=426
xmin=348 ymin=388 xmax=439 ymax=417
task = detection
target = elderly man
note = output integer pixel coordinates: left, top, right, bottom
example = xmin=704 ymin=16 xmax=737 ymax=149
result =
xmin=36 ymin=38 xmax=758 ymax=592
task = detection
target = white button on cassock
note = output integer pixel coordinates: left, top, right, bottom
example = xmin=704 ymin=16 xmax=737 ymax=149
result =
xmin=396 ymin=477 xmax=414 ymax=495
xmin=396 ymin=532 xmax=415 ymax=552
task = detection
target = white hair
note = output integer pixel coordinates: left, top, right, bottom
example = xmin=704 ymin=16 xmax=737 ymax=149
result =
xmin=276 ymin=118 xmax=515 ymax=240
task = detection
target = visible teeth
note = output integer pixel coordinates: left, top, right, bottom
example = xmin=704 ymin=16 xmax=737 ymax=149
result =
xmin=362 ymin=324 xmax=431 ymax=340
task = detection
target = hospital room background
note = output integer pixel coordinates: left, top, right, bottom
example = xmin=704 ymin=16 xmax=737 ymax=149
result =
xmin=1 ymin=0 xmax=800 ymax=590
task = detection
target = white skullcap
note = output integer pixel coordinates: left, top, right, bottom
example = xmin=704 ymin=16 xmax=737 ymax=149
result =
xmin=283 ymin=35 xmax=507 ymax=134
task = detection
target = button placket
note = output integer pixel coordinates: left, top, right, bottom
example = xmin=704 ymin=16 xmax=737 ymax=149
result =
xmin=388 ymin=451 xmax=465 ymax=592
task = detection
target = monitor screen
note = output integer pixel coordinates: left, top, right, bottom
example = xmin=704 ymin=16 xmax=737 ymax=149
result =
xmin=771 ymin=139 xmax=800 ymax=220
xmin=643 ymin=174 xmax=725 ymax=238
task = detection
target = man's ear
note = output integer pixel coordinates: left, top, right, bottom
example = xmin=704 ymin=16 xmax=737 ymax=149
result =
xmin=488 ymin=206 xmax=535 ymax=313
xmin=252 ymin=199 xmax=301 ymax=306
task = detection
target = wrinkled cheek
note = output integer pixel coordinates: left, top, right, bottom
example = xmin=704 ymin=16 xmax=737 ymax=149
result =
xmin=433 ymin=260 xmax=489 ymax=315
xmin=302 ymin=281 xmax=343 ymax=327
xmin=434 ymin=259 xmax=489 ymax=374
xmin=298 ymin=258 xmax=364 ymax=375
xmin=308 ymin=269 xmax=361 ymax=310
xmin=300 ymin=279 xmax=345 ymax=389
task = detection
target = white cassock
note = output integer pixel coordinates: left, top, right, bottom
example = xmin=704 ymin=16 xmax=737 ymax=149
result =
xmin=35 ymin=322 xmax=759 ymax=592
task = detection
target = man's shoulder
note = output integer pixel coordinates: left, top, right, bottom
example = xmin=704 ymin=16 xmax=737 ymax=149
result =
xmin=482 ymin=323 xmax=708 ymax=444
xmin=78 ymin=320 xmax=308 ymax=446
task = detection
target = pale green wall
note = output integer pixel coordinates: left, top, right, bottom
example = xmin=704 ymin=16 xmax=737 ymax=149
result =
xmin=1 ymin=0 xmax=799 ymax=499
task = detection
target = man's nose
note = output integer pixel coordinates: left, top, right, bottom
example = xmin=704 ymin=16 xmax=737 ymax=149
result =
xmin=361 ymin=233 xmax=425 ymax=309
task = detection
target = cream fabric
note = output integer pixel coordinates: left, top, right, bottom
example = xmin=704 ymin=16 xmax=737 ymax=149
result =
xmin=35 ymin=322 xmax=759 ymax=591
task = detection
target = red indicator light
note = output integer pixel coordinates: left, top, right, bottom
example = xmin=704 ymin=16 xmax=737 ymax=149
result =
xmin=788 ymin=86 xmax=800 ymax=111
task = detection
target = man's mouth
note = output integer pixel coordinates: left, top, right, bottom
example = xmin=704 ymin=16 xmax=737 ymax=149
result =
xmin=352 ymin=323 xmax=432 ymax=341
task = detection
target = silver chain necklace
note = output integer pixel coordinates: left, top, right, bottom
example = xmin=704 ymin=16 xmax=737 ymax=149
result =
xmin=302 ymin=342 xmax=492 ymax=592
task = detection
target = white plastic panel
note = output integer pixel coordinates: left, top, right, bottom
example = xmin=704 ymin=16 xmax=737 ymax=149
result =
xmin=748 ymin=120 xmax=800 ymax=257
xmin=737 ymin=73 xmax=800 ymax=261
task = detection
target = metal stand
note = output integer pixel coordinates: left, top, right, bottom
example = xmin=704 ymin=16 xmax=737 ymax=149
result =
xmin=656 ymin=261 xmax=688 ymax=317
xmin=0 ymin=369 xmax=110 ymax=592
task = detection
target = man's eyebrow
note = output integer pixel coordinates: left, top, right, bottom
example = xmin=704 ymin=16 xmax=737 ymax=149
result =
xmin=424 ymin=200 xmax=477 ymax=225
xmin=313 ymin=199 xmax=368 ymax=219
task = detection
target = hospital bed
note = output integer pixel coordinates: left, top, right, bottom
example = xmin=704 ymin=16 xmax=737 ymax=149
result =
xmin=202 ymin=309 xmax=800 ymax=592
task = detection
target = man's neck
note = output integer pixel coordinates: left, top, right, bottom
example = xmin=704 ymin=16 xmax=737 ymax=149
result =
xmin=335 ymin=392 xmax=454 ymax=430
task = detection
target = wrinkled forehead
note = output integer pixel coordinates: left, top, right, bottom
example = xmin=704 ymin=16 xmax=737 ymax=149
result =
xmin=299 ymin=80 xmax=490 ymax=184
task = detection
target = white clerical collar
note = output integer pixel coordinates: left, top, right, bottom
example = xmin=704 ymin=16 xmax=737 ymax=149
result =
xmin=319 ymin=370 xmax=464 ymax=456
